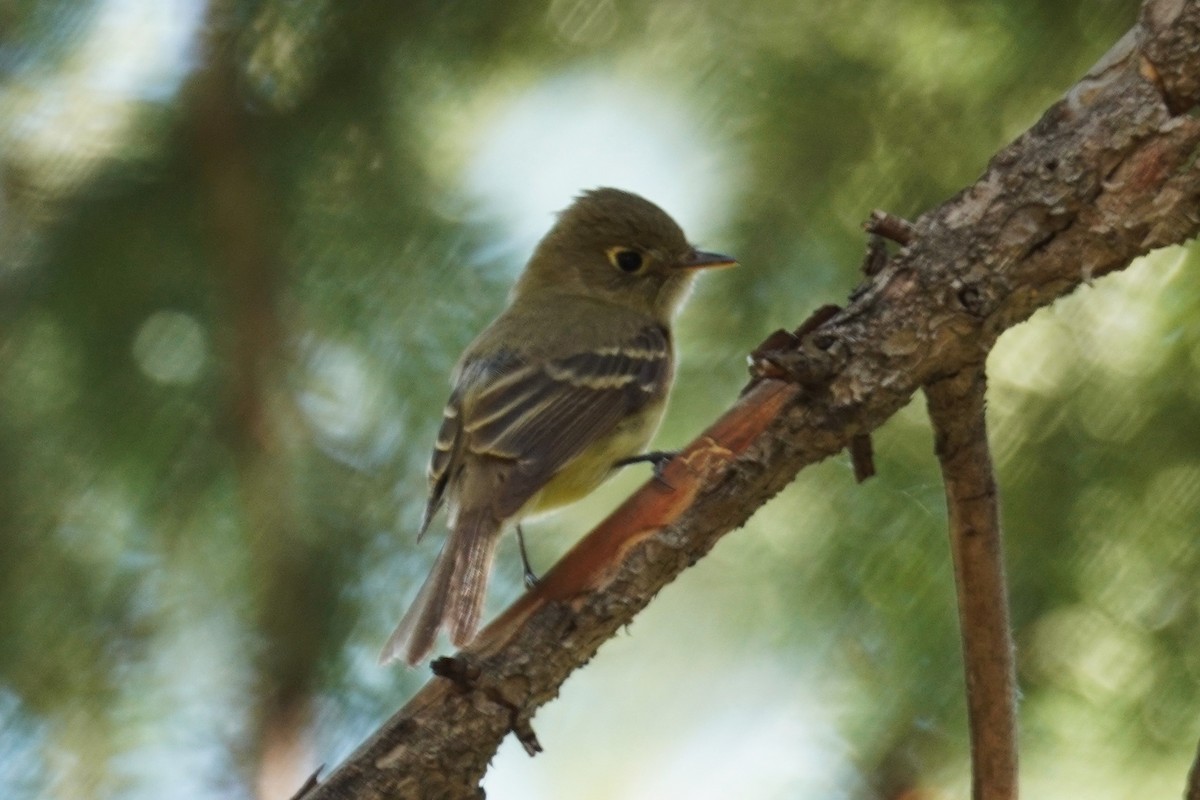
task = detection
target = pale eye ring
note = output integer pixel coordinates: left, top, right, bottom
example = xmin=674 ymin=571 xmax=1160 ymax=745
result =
xmin=607 ymin=247 xmax=644 ymax=273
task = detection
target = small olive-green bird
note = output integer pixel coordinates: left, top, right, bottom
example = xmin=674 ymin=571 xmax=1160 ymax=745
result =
xmin=380 ymin=187 xmax=735 ymax=666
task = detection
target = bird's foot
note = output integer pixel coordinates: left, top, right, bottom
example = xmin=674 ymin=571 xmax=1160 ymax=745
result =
xmin=516 ymin=524 xmax=539 ymax=589
xmin=614 ymin=450 xmax=677 ymax=488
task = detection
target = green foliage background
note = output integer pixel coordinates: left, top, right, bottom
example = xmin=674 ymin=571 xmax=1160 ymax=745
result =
xmin=2 ymin=1 xmax=1197 ymax=798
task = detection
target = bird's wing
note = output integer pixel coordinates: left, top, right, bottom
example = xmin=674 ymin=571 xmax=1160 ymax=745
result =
xmin=459 ymin=324 xmax=672 ymax=518
xmin=418 ymin=386 xmax=464 ymax=540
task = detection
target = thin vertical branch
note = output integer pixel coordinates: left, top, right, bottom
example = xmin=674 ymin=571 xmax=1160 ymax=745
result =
xmin=925 ymin=367 xmax=1017 ymax=800
xmin=190 ymin=7 xmax=320 ymax=797
xmin=1185 ymin=734 xmax=1200 ymax=800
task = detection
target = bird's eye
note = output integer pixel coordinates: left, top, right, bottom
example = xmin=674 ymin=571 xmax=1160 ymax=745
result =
xmin=608 ymin=247 xmax=644 ymax=273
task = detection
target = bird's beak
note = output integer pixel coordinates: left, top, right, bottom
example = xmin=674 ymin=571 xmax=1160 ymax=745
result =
xmin=675 ymin=248 xmax=738 ymax=270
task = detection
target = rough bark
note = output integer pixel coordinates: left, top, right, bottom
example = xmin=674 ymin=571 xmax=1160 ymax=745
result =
xmin=302 ymin=2 xmax=1200 ymax=797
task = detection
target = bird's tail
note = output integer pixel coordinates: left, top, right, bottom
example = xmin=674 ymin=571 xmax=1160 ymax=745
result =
xmin=378 ymin=508 xmax=502 ymax=666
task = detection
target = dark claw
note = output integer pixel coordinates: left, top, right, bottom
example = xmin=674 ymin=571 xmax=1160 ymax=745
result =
xmin=516 ymin=524 xmax=539 ymax=588
xmin=614 ymin=450 xmax=678 ymax=488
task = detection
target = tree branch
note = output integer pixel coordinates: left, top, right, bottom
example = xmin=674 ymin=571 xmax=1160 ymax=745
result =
xmin=1187 ymin=731 xmax=1200 ymax=800
xmin=303 ymin=1 xmax=1200 ymax=796
xmin=926 ymin=367 xmax=1016 ymax=800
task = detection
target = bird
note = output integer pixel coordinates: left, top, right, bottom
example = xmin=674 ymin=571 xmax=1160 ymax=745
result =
xmin=380 ymin=187 xmax=735 ymax=666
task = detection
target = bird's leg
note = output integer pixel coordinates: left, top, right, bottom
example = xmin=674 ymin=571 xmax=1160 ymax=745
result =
xmin=613 ymin=450 xmax=677 ymax=487
xmin=516 ymin=524 xmax=539 ymax=589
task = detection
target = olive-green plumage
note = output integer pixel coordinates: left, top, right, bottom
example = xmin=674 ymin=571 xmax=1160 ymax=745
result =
xmin=380 ymin=188 xmax=735 ymax=666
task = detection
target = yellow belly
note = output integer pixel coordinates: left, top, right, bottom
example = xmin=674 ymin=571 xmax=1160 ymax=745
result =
xmin=527 ymin=403 xmax=664 ymax=514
